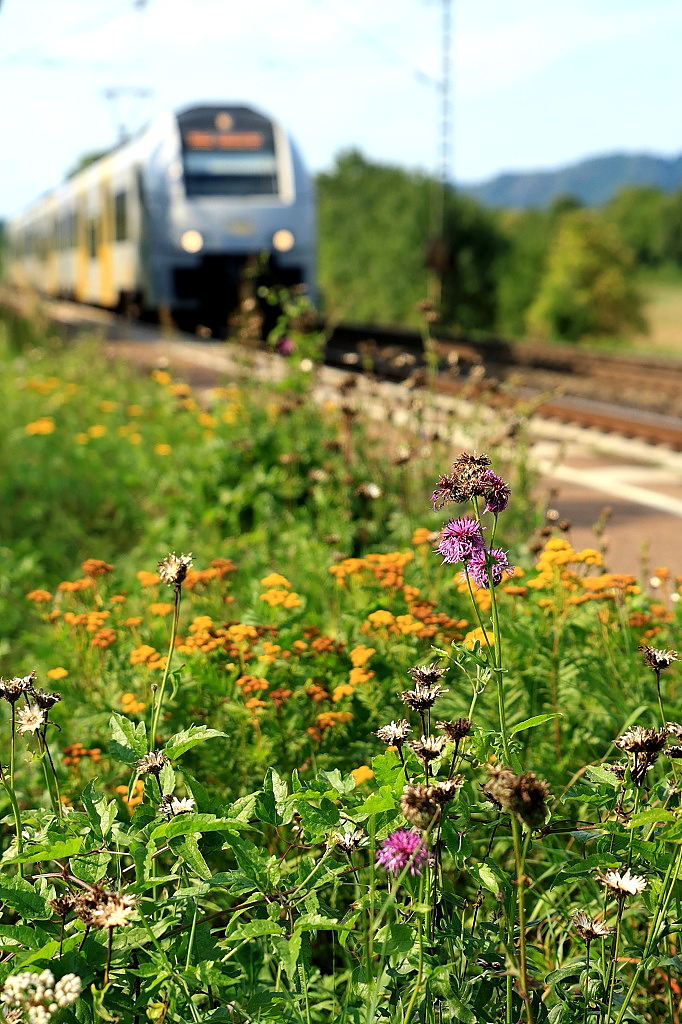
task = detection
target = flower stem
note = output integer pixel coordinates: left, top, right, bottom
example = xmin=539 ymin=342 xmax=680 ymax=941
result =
xmin=149 ymin=587 xmax=181 ymax=746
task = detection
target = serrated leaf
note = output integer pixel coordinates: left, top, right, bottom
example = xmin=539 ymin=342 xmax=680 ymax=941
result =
xmin=109 ymin=712 xmax=147 ymax=763
xmin=357 ymin=785 xmax=396 ymax=816
xmin=0 ymin=876 xmax=54 ymax=920
xmin=585 ymin=765 xmax=620 ymax=789
xmin=151 ymin=814 xmax=238 ymax=842
xmin=81 ymin=780 xmax=117 ymax=841
xmin=169 ymin=834 xmax=211 ymax=880
xmin=163 ymin=726 xmax=225 ymax=760
xmin=6 ymin=837 xmax=84 ymax=866
xmin=628 ymin=809 xmax=676 ymax=828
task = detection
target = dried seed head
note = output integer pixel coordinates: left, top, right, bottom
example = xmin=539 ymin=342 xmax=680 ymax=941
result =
xmin=49 ymin=894 xmax=77 ymax=918
xmin=91 ymin=891 xmax=137 ymax=929
xmin=375 ymin=719 xmax=412 ymax=747
xmin=158 ymin=794 xmax=196 ymax=818
xmin=572 ymin=910 xmax=612 ymax=942
xmin=483 ymin=767 xmax=549 ymax=830
xmin=408 ymin=663 xmax=448 ymax=686
xmin=135 ymin=750 xmax=171 ymax=776
xmin=158 ymin=552 xmax=193 ymax=589
xmin=638 ymin=645 xmax=678 ymax=671
xmin=603 ymin=762 xmax=627 ymax=780
xmin=400 ymin=783 xmax=442 ymax=830
xmin=437 ymin=718 xmax=472 ymax=742
xmin=407 ymin=734 xmax=447 ymax=764
xmin=667 ymin=745 xmax=682 ymax=759
xmin=401 ymin=683 xmax=448 ymax=712
xmin=428 ymin=777 xmax=464 ymax=804
xmin=30 ymin=688 xmax=62 ymax=711
xmin=599 ymin=868 xmax=647 ymax=898
xmin=331 ymin=829 xmax=365 ymax=853
xmin=0 ymin=673 xmax=35 ymax=705
xmin=16 ymin=705 xmax=46 ymax=735
xmin=614 ymin=726 xmax=668 ymax=754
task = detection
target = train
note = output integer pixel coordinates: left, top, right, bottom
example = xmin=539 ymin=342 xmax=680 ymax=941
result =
xmin=4 ymin=103 xmax=316 ymax=335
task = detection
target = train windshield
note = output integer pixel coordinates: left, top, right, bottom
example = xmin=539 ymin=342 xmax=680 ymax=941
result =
xmin=182 ymin=149 xmax=278 ymax=197
xmin=178 ymin=110 xmax=280 ymax=197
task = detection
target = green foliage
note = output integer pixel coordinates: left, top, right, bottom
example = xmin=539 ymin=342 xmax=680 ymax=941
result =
xmin=316 ymin=150 xmax=505 ymax=331
xmin=526 ymin=210 xmax=648 ymax=341
xmin=1 ymin=314 xmax=681 ymax=1022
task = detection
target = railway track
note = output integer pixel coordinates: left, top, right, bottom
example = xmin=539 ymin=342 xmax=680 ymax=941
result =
xmin=3 ymin=287 xmax=682 ymax=451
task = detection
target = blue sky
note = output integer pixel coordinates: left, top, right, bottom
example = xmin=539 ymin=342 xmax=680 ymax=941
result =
xmin=2 ymin=0 xmax=682 ymax=217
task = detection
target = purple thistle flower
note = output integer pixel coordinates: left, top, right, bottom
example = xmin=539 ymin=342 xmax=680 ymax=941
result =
xmin=467 ymin=547 xmax=515 ymax=589
xmin=436 ymin=517 xmax=486 ymax=565
xmin=431 ymin=473 xmax=457 ymax=510
xmin=480 ymin=470 xmax=511 ymax=515
xmin=375 ymin=829 xmax=432 ymax=876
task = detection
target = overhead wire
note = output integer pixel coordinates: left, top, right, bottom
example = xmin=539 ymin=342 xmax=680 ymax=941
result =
xmin=303 ymin=0 xmax=438 ymax=88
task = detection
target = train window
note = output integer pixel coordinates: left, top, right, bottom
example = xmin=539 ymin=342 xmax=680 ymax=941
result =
xmin=114 ymin=192 xmax=127 ymax=241
xmin=182 ymin=150 xmax=279 ymax=197
xmin=88 ymin=221 xmax=97 ymax=259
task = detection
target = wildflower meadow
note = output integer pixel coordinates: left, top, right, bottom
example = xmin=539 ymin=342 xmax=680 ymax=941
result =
xmin=1 ymin=309 xmax=682 ymax=1023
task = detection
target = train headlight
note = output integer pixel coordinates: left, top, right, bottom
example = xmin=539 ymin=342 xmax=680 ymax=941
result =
xmin=180 ymin=229 xmax=203 ymax=254
xmin=272 ymin=229 xmax=295 ymax=253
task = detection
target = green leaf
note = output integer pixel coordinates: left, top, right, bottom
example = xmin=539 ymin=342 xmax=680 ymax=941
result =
xmin=81 ymin=780 xmax=117 ymax=841
xmin=294 ymin=797 xmax=340 ymax=834
xmin=628 ymin=809 xmax=676 ymax=828
xmin=270 ymin=933 xmax=301 ymax=980
xmin=256 ymin=768 xmax=291 ymax=826
xmin=585 ymin=765 xmax=620 ymax=789
xmin=169 ymin=835 xmax=211 ymax=880
xmin=109 ymin=712 xmax=147 ymax=763
xmin=510 ymin=713 xmax=561 ymax=736
xmin=6 ymin=837 xmax=84 ymax=866
xmin=163 ymin=725 xmax=226 ymax=760
xmin=0 ymin=877 xmax=52 ymax=920
xmin=151 ymin=814 xmax=239 ymax=842
xmin=357 ymin=785 xmax=396 ymax=817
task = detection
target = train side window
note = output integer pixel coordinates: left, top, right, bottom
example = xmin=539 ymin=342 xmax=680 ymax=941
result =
xmin=88 ymin=221 xmax=97 ymax=258
xmin=114 ymin=192 xmax=127 ymax=241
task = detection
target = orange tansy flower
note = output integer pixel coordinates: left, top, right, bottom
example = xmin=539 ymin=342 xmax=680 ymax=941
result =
xmin=81 ymin=559 xmax=114 ymax=578
xmin=316 ymin=711 xmax=352 ymax=729
xmin=25 ymin=417 xmax=55 ymax=435
xmin=349 ymin=667 xmax=373 ymax=686
xmin=366 ymin=610 xmax=394 ymax=628
xmin=91 ymin=628 xmax=116 ymax=649
xmin=87 ymin=424 xmax=107 ymax=438
xmin=411 ymin=528 xmax=434 ymax=546
xmin=26 ymin=589 xmax=52 ymax=603
xmin=351 ymin=765 xmax=374 ymax=785
xmin=149 ymin=603 xmax=174 ymax=616
xmin=137 ymin=571 xmax=161 ymax=587
xmin=260 ymin=573 xmax=291 ymax=589
xmin=333 ymin=684 xmax=354 ymax=702
xmin=47 ymin=667 xmax=68 ymax=680
xmin=57 ymin=578 xmax=92 ymax=593
xmin=130 ymin=644 xmax=159 ymax=665
xmin=124 ymin=617 xmax=143 ymax=628
xmin=121 ymin=692 xmax=146 ymax=714
xmin=154 ymin=444 xmax=172 ymax=456
xmin=349 ymin=645 xmax=375 ymax=668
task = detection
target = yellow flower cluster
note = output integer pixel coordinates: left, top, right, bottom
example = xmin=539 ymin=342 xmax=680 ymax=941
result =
xmin=361 ymin=609 xmax=422 ymax=636
xmin=24 ymin=417 xmax=56 ymax=435
xmin=329 ymin=551 xmax=414 ymax=589
xmin=121 ymin=692 xmax=146 ymax=714
xmin=525 ymin=538 xmax=640 ymax=606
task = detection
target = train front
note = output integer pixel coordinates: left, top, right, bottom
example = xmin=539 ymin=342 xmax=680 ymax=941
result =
xmin=148 ymin=105 xmax=316 ymax=335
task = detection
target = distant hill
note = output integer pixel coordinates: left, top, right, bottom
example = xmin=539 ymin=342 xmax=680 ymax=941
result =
xmin=461 ymin=152 xmax=682 ymax=209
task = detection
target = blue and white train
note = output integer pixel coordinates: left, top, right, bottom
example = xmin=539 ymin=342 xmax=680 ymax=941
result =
xmin=4 ymin=104 xmax=316 ymax=333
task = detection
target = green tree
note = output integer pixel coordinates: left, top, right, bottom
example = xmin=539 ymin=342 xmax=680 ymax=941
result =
xmin=526 ymin=209 xmax=647 ymax=341
xmin=603 ymin=186 xmax=669 ymax=266
xmin=316 ymin=151 xmax=505 ymax=330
